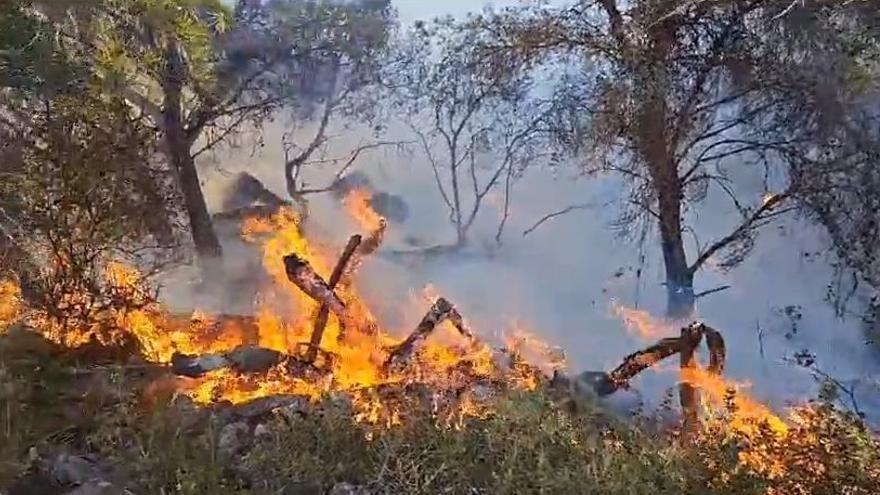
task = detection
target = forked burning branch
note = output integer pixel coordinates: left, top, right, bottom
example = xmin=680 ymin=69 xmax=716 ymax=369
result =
xmin=283 ymin=254 xmax=346 ymax=317
xmin=384 ymin=297 xmax=476 ymax=371
xmin=305 ymin=234 xmax=362 ymax=363
xmin=600 ymin=323 xmax=726 ymax=395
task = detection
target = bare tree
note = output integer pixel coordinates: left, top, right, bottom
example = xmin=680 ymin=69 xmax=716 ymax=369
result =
xmin=472 ymin=1 xmax=871 ymax=317
xmin=384 ymin=17 xmax=554 ymax=247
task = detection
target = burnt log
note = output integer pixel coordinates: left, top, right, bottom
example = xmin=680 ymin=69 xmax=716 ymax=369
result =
xmin=171 ymin=352 xmax=230 ymax=378
xmin=384 ymin=298 xmax=471 ymax=370
xmin=358 ymin=218 xmax=387 ymax=257
xmin=226 ymin=345 xmax=283 ymax=373
xmin=306 ymin=235 xmax=362 ymax=362
xmin=679 ymin=325 xmax=704 ymax=434
xmin=283 ymin=253 xmax=346 ymax=317
xmin=601 ymin=322 xmax=726 ymax=397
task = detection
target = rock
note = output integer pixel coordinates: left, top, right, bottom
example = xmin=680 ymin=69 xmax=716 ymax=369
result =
xmin=218 ymin=422 xmax=252 ymax=456
xmin=48 ymin=454 xmax=109 ymax=486
xmin=63 ymin=481 xmax=123 ymax=495
xmin=230 ymin=394 xmax=310 ymax=420
xmin=253 ymin=423 xmax=272 ymax=441
xmin=171 ymin=352 xmax=230 ymax=378
xmin=226 ymin=345 xmax=283 ymax=373
xmin=329 ymin=482 xmax=370 ymax=495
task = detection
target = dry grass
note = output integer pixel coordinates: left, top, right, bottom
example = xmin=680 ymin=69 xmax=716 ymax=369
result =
xmin=1 ymin=326 xmax=879 ymax=495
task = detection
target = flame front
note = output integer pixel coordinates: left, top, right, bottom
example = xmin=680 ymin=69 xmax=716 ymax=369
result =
xmin=611 ymin=302 xmax=674 ymax=339
xmin=99 ymin=204 xmax=544 ymax=422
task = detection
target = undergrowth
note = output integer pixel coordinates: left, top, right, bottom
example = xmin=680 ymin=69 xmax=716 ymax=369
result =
xmin=1 ymin=327 xmax=879 ymax=495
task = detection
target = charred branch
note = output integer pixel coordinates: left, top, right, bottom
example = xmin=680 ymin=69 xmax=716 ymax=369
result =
xmin=602 ymin=323 xmax=726 ymax=397
xmin=384 ymin=298 xmax=473 ymax=371
xmin=283 ymin=253 xmax=346 ymax=317
xmin=306 ymin=235 xmax=362 ymax=363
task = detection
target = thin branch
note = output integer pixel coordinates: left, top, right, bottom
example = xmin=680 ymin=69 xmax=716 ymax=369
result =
xmin=694 ymin=285 xmax=731 ymax=299
xmin=523 ymin=201 xmax=608 ymax=237
xmin=689 ymin=191 xmax=792 ymax=274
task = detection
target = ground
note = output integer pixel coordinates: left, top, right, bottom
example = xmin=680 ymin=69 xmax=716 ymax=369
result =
xmin=1 ymin=325 xmax=879 ymax=495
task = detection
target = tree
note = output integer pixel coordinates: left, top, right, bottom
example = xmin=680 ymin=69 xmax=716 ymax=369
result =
xmin=384 ymin=17 xmax=554 ymax=247
xmin=472 ymin=0 xmax=872 ymax=317
xmin=0 ymin=86 xmax=177 ymax=336
xmin=26 ymin=0 xmax=394 ymax=266
xmin=270 ymin=0 xmax=396 ymax=201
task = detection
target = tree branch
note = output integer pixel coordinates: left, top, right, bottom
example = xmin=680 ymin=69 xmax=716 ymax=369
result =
xmin=688 ymin=191 xmax=791 ymax=274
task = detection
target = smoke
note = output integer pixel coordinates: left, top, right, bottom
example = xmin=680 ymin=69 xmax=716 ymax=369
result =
xmin=160 ymin=0 xmax=880 ymax=422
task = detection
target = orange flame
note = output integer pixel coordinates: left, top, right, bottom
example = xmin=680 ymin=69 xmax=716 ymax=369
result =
xmin=344 ymin=188 xmax=385 ymax=232
xmin=0 ymin=280 xmax=21 ymax=331
xmin=682 ymin=367 xmax=789 ymax=437
xmin=611 ymin=302 xmax=674 ymax=339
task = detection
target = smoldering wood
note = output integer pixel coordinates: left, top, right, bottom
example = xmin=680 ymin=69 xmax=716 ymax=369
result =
xmin=701 ymin=323 xmax=726 ymax=375
xmin=283 ymin=253 xmax=346 ymax=317
xmin=604 ymin=337 xmax=684 ymax=394
xmin=306 ymin=235 xmax=362 ymax=363
xmin=358 ymin=218 xmax=387 ymax=257
xmin=679 ymin=325 xmax=704 ymax=434
xmin=384 ymin=297 xmax=471 ymax=370
xmin=602 ymin=323 xmax=727 ymax=397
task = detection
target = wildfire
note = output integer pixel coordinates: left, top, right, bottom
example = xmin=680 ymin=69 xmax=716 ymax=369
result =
xmin=85 ymin=202 xmax=546 ymax=423
xmin=611 ymin=302 xmax=675 ymax=339
xmin=344 ymin=188 xmax=385 ymax=232
xmin=0 ymin=279 xmax=21 ymax=331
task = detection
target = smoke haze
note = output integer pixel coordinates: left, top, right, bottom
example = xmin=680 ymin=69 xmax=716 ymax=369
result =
xmin=167 ymin=0 xmax=880 ymax=421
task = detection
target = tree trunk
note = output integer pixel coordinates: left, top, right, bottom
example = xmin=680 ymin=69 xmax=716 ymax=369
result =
xmin=634 ymin=23 xmax=695 ymax=320
xmin=176 ymin=149 xmax=223 ymax=260
xmin=659 ymin=193 xmax=695 ymax=320
xmin=161 ymin=44 xmax=222 ymax=262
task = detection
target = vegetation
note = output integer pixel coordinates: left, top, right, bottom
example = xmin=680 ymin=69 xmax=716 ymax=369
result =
xmin=0 ymin=1 xmax=879 ymax=494
xmin=0 ymin=326 xmax=878 ymax=494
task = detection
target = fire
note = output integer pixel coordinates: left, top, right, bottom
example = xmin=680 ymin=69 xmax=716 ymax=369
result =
xmin=681 ymin=367 xmax=788 ymax=436
xmin=82 ymin=205 xmax=543 ymax=423
xmin=344 ymin=188 xmax=385 ymax=232
xmin=503 ymin=323 xmax=567 ymax=377
xmin=611 ymin=302 xmax=674 ymax=339
xmin=0 ymin=280 xmax=21 ymax=331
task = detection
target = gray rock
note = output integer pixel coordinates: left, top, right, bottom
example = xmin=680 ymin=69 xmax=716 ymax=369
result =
xmin=63 ymin=481 xmax=123 ymax=495
xmin=171 ymin=352 xmax=230 ymax=378
xmin=226 ymin=345 xmax=283 ymax=373
xmin=253 ymin=423 xmax=272 ymax=441
xmin=329 ymin=482 xmax=370 ymax=495
xmin=218 ymin=422 xmax=252 ymax=456
xmin=48 ymin=454 xmax=108 ymax=486
xmin=231 ymin=394 xmax=310 ymax=420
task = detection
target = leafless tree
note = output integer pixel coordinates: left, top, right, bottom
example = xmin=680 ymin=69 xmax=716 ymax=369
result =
xmin=384 ymin=17 xmax=555 ymax=247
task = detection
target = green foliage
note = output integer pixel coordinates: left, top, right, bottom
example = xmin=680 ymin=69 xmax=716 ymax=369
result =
xmin=0 ymin=89 xmax=178 ymax=334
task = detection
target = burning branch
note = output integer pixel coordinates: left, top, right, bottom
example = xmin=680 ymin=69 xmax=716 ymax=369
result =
xmin=305 ymin=235 xmax=362 ymax=363
xmin=602 ymin=323 xmax=726 ymax=395
xmin=283 ymin=253 xmax=346 ymax=317
xmin=384 ymin=298 xmax=474 ymax=371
